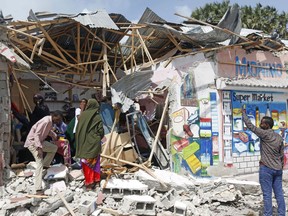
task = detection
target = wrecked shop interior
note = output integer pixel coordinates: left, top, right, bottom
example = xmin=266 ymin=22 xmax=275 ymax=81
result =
xmin=4 ymin=10 xmax=172 ymax=173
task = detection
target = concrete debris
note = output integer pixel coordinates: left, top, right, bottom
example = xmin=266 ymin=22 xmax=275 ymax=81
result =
xmin=43 ymin=164 xmax=68 ymax=181
xmin=1 ymin=166 xmax=288 ymax=216
xmin=9 ymin=207 xmax=32 ymax=216
xmin=134 ymin=169 xmax=195 ymax=192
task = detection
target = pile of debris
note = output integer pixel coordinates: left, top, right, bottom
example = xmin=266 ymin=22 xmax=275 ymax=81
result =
xmin=1 ymin=162 xmax=287 ymax=215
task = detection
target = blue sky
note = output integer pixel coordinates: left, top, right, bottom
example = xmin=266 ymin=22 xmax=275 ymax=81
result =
xmin=2 ymin=0 xmax=288 ymax=23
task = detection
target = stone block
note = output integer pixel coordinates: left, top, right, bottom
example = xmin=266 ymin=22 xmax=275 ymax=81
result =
xmin=174 ymin=200 xmax=187 ymax=216
xmin=101 ymin=178 xmax=148 ymax=198
xmin=119 ymin=195 xmax=156 ymax=216
xmin=79 ymin=199 xmax=97 ymax=215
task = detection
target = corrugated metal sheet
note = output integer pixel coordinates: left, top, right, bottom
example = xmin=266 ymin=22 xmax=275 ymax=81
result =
xmin=28 ymin=9 xmax=119 ymax=30
xmin=180 ymin=25 xmax=213 ymax=34
xmin=111 ymin=70 xmax=154 ymax=112
xmin=239 ymin=28 xmax=263 ymax=37
xmin=147 ymin=4 xmax=241 ymax=45
xmin=122 ymin=7 xmax=174 ymax=60
xmin=62 ymin=10 xmax=119 ymax=30
xmin=221 ymin=77 xmax=288 ymax=88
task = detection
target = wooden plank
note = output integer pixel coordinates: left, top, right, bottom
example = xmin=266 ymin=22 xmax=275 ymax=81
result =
xmin=77 ymin=22 xmax=81 ymax=73
xmin=118 ymin=30 xmax=155 ymax=69
xmin=118 ymin=42 xmax=128 ymax=72
xmin=11 ymin=37 xmax=72 ymax=67
xmin=136 ymin=29 xmax=154 ymax=64
xmin=98 ymin=206 xmax=120 ymax=216
xmin=81 ymin=25 xmax=111 ymax=50
xmin=37 ymin=23 xmax=69 ymax=63
xmin=102 ymin=30 xmax=108 ymax=96
xmin=148 ymin=93 xmax=169 ymax=162
xmin=0 ymin=25 xmax=39 ymax=40
xmin=25 ymin=194 xmax=49 ymax=199
xmin=100 ymin=153 xmax=168 ymax=188
xmin=131 ymin=28 xmax=134 ymax=73
xmin=57 ymin=190 xmax=76 ymax=216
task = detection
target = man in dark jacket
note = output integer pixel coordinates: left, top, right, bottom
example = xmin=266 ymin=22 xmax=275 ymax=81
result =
xmin=30 ymin=94 xmax=50 ymax=127
xmin=242 ymin=108 xmax=285 ymax=216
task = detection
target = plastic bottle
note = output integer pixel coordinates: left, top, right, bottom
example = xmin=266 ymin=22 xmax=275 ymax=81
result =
xmin=255 ymin=107 xmax=260 ymax=127
xmin=266 ymin=104 xmax=271 ymax=117
xmin=242 ymin=104 xmax=247 ymax=131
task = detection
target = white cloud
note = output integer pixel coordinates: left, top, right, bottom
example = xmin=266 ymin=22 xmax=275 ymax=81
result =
xmin=1 ymin=0 xmax=132 ymax=20
xmin=174 ymin=5 xmax=192 ymax=22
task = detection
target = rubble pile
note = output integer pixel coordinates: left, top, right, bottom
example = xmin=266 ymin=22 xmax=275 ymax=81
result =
xmin=0 ymin=163 xmax=287 ymax=216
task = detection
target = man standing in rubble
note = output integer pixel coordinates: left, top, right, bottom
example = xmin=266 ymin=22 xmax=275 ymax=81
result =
xmin=242 ymin=109 xmax=285 ymax=216
xmin=24 ymin=111 xmax=62 ymax=195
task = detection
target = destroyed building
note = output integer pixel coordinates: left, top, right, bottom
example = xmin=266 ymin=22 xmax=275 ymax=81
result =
xmin=0 ymin=4 xmax=288 ymax=216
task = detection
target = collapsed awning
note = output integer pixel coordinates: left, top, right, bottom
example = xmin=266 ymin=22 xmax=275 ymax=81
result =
xmin=216 ymin=77 xmax=288 ymax=92
xmin=111 ymin=70 xmax=154 ymax=112
xmin=59 ymin=10 xmax=119 ymax=30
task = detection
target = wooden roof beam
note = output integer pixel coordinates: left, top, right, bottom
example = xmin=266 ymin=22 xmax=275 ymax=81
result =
xmin=37 ymin=22 xmax=69 ymax=63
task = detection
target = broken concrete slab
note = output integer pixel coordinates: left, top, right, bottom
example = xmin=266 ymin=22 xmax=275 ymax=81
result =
xmin=135 ymin=169 xmax=195 ymax=192
xmin=50 ymin=180 xmax=67 ymax=195
xmin=30 ymin=190 xmax=74 ymax=215
xmin=224 ymin=179 xmax=261 ymax=196
xmin=44 ymin=164 xmax=68 ymax=181
xmin=3 ymin=196 xmax=33 ymax=210
xmin=10 ymin=206 xmax=32 ymax=216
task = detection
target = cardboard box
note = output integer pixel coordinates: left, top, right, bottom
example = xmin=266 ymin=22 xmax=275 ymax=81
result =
xmin=101 ymin=132 xmax=138 ymax=165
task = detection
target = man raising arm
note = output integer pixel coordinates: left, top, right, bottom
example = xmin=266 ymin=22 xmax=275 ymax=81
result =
xmin=242 ymin=108 xmax=285 ymax=216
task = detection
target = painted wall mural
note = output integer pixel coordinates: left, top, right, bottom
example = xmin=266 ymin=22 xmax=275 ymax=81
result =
xmin=230 ymin=91 xmax=288 ymax=167
xmin=170 ymin=92 xmax=219 ymax=177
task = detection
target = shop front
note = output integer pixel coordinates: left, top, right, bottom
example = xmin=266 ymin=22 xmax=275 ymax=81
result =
xmin=166 ymin=47 xmax=288 ymax=177
xmin=216 ymin=47 xmax=288 ymax=174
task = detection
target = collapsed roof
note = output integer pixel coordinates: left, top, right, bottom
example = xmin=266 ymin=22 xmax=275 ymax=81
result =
xmin=0 ymin=5 xmax=287 ymax=90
